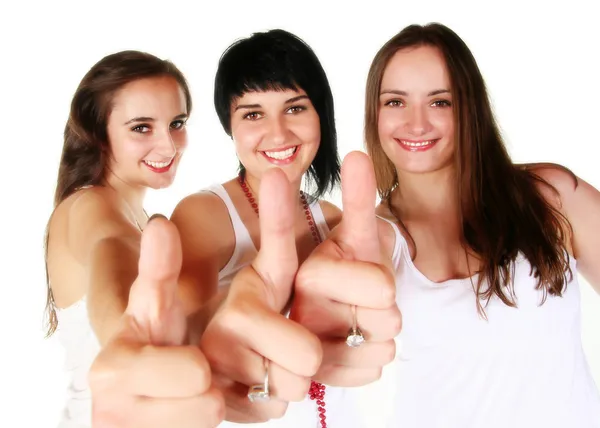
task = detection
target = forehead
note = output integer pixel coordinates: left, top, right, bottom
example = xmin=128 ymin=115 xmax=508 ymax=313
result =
xmin=381 ymin=45 xmax=450 ymax=91
xmin=110 ymin=76 xmax=187 ymax=118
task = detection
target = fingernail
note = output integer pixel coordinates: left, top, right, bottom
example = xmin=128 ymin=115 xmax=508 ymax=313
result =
xmin=148 ymin=213 xmax=167 ymax=223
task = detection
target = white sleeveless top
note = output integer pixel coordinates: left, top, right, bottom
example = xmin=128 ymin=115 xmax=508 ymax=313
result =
xmin=54 ymin=185 xmax=136 ymax=428
xmin=206 ymin=184 xmax=366 ymax=428
xmin=370 ymin=217 xmax=600 ymax=428
xmin=55 ymin=298 xmax=99 ymax=428
xmin=52 ymin=185 xmax=357 ymax=428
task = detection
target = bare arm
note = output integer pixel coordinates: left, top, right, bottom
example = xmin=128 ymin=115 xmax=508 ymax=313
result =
xmin=65 ymin=188 xmax=142 ymax=345
xmin=560 ymin=177 xmax=600 ymax=293
xmin=170 ymin=192 xmax=234 ymax=337
xmin=87 ymin=235 xmax=140 ymax=344
xmin=535 ymin=166 xmax=600 ymax=293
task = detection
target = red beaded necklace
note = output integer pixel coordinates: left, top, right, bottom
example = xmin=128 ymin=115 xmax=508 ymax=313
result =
xmin=238 ymin=175 xmax=328 ymax=428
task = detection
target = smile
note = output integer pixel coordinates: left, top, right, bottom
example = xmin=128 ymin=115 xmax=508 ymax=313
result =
xmin=260 ymin=146 xmax=300 ymax=165
xmin=143 ymin=157 xmax=174 ymax=173
xmin=395 ymin=138 xmax=439 ymax=152
xmin=263 ymin=146 xmax=298 ymax=160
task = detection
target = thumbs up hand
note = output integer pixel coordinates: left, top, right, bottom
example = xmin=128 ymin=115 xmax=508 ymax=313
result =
xmin=200 ymin=168 xmax=322 ymax=423
xmin=291 ymin=151 xmax=402 ymax=386
xmin=89 ymin=217 xmax=224 ymax=428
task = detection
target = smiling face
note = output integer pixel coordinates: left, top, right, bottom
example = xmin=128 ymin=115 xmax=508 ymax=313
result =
xmin=105 ymin=75 xmax=189 ymax=189
xmin=229 ymin=88 xmax=321 ymax=185
xmin=377 ymin=45 xmax=455 ymax=175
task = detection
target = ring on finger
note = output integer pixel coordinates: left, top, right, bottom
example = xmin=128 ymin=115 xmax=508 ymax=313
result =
xmin=247 ymin=357 xmax=271 ymax=402
xmin=346 ymin=304 xmax=365 ymax=348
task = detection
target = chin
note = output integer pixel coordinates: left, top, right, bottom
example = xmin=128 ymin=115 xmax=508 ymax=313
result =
xmin=145 ymin=175 xmax=176 ymax=190
xmin=280 ymin=165 xmax=307 ymax=185
xmin=388 ymin=152 xmax=454 ymax=176
xmin=396 ymin=159 xmax=454 ymax=175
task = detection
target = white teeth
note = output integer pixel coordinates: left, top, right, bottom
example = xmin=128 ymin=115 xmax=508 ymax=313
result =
xmin=144 ymin=159 xmax=172 ymax=168
xmin=264 ymin=147 xmax=296 ymax=160
xmin=400 ymin=140 xmax=436 ymax=147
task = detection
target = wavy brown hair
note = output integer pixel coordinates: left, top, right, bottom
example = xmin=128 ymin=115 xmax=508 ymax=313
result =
xmin=44 ymin=50 xmax=192 ymax=337
xmin=365 ymin=23 xmax=575 ymax=313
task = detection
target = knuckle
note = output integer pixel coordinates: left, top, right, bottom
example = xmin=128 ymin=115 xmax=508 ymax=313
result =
xmin=381 ymin=340 xmax=396 ymax=365
xmin=372 ymin=366 xmax=383 ymax=382
xmin=289 ymin=376 xmax=312 ymax=402
xmin=267 ymin=400 xmax=289 ymax=420
xmin=184 ymin=346 xmax=212 ymax=394
xmin=294 ymin=261 xmax=314 ymax=294
xmin=200 ymin=388 xmax=226 ymax=427
xmin=303 ymin=335 xmax=324 ymax=377
xmin=379 ymin=268 xmax=397 ymax=307
xmin=390 ymin=308 xmax=403 ymax=337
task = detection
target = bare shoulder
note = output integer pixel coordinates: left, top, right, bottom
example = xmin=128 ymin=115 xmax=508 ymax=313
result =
xmin=49 ymin=186 xmax=138 ymax=265
xmin=318 ymin=199 xmax=342 ymax=230
xmin=171 ymin=189 xmax=236 ymax=313
xmin=55 ymin=186 xmax=134 ymax=238
xmin=522 ymin=163 xmax=579 ymax=210
xmin=171 ymin=189 xmax=235 ymax=262
xmin=171 ymin=190 xmax=232 ymax=233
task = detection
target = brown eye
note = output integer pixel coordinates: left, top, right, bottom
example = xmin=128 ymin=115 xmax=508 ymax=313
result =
xmin=385 ymin=99 xmax=403 ymax=107
xmin=287 ymin=105 xmax=306 ymax=114
xmin=132 ymin=124 xmax=151 ymax=133
xmin=432 ymin=100 xmax=452 ymax=107
xmin=244 ymin=112 xmax=262 ymax=120
xmin=170 ymin=120 xmax=186 ymax=129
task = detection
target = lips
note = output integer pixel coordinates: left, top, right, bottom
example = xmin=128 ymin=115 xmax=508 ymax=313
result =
xmin=260 ymin=145 xmax=300 ymax=165
xmin=395 ymin=138 xmax=439 ymax=152
xmin=143 ymin=157 xmax=174 ymax=173
xmin=263 ymin=146 xmax=297 ymax=160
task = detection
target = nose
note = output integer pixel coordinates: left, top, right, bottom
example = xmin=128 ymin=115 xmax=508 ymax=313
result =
xmin=155 ymin=128 xmax=177 ymax=158
xmin=406 ymin=106 xmax=431 ymax=137
xmin=264 ymin=116 xmax=289 ymax=146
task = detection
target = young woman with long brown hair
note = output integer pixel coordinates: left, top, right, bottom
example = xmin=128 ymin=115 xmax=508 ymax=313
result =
xmin=364 ymin=23 xmax=600 ymax=427
xmin=45 ymin=51 xmax=221 ymax=428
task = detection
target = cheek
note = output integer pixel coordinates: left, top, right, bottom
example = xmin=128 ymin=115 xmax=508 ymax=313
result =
xmin=377 ymin=110 xmax=398 ymax=140
xmin=173 ymin=130 xmax=188 ymax=151
xmin=431 ymin=112 xmax=454 ymax=136
xmin=109 ymin=135 xmax=148 ymax=163
xmin=233 ymin=125 xmax=262 ymax=153
xmin=300 ymin=120 xmax=321 ymax=146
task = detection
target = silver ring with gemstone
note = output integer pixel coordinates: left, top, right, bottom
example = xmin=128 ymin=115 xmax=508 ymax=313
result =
xmin=247 ymin=357 xmax=271 ymax=402
xmin=346 ymin=304 xmax=365 ymax=348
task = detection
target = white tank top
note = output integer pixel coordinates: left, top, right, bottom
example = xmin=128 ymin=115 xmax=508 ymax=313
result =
xmin=377 ymin=217 xmax=600 ymax=428
xmin=54 ymin=298 xmax=98 ymax=428
xmin=206 ymin=184 xmax=365 ymax=428
xmin=52 ymin=185 xmax=346 ymax=428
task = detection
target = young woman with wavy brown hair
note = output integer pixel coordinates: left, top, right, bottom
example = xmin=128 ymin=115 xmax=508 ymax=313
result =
xmin=44 ymin=51 xmax=221 ymax=428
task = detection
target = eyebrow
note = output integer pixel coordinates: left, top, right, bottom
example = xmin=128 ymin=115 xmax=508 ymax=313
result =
xmin=234 ymin=95 xmax=310 ymax=111
xmin=380 ymin=89 xmax=451 ymax=97
xmin=124 ymin=113 xmax=188 ymax=125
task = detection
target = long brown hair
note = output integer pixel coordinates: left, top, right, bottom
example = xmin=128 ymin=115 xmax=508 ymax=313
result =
xmin=365 ymin=23 xmax=575 ymax=313
xmin=44 ymin=50 xmax=192 ymax=337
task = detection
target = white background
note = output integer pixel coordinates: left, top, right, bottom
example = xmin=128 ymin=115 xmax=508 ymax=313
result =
xmin=1 ymin=0 xmax=598 ymax=426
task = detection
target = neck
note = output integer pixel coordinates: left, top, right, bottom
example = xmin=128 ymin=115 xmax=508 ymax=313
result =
xmin=391 ymin=165 xmax=459 ymax=220
xmin=104 ymin=172 xmax=147 ymax=219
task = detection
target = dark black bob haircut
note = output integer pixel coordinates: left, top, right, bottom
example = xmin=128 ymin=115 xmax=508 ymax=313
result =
xmin=214 ymin=29 xmax=340 ymax=198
